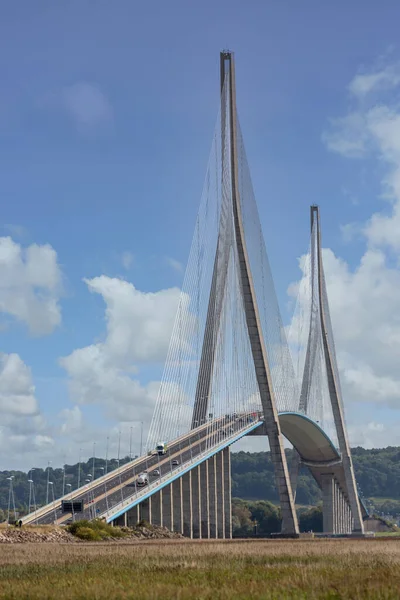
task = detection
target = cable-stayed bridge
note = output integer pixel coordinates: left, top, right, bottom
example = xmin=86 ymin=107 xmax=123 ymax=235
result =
xmin=22 ymin=51 xmax=365 ymax=537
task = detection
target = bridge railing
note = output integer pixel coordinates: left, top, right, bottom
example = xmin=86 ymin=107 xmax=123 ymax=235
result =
xmin=21 ymin=418 xmax=221 ymax=525
xmin=99 ymin=415 xmax=264 ymax=523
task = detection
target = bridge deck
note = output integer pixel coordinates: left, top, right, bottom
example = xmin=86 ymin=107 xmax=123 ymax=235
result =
xmin=22 ymin=413 xmax=263 ymax=525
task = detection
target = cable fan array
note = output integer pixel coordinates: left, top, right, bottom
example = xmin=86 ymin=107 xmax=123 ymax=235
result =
xmin=147 ymin=69 xmax=306 ymax=452
xmin=287 ymin=219 xmax=338 ymax=447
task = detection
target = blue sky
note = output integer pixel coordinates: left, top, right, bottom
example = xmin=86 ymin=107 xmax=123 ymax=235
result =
xmin=1 ymin=1 xmax=400 ymax=469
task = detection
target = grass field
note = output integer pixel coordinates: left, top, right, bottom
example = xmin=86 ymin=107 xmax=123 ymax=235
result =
xmin=0 ymin=538 xmax=399 ymax=599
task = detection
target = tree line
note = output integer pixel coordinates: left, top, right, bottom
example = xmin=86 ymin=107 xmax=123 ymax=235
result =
xmin=1 ymin=446 xmax=400 ymax=519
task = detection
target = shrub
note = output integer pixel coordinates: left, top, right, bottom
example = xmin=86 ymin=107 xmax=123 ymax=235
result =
xmin=73 ymin=526 xmax=99 ymax=541
xmin=67 ymin=519 xmax=126 ymax=541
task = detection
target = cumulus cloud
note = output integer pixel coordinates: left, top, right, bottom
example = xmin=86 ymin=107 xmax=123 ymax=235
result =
xmin=0 ymin=353 xmax=55 ymax=469
xmin=349 ymin=63 xmax=400 ymax=97
xmin=0 ymin=353 xmax=39 ymax=416
xmin=59 ymin=277 xmax=191 ymax=431
xmin=0 ymin=237 xmax=62 ymax=335
xmin=347 ymin=421 xmax=400 ymax=449
xmin=289 ymin=58 xmax=400 ymax=444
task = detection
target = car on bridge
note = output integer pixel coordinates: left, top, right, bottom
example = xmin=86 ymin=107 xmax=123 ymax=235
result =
xmin=172 ymin=459 xmax=180 ymax=466
xmin=152 ymin=469 xmax=160 ymax=476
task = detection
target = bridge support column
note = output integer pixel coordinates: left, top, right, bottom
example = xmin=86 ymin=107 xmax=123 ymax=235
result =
xmin=162 ymin=484 xmax=173 ymax=531
xmin=348 ymin=502 xmax=353 ymax=533
xmin=151 ymin=490 xmax=163 ymax=527
xmin=343 ymin=498 xmax=350 ymax=533
xmin=321 ymin=473 xmax=335 ymax=533
xmin=182 ymin=471 xmax=193 ymax=538
xmin=223 ymin=447 xmax=232 ymax=539
xmin=216 ymin=451 xmax=225 ymax=538
xmin=200 ymin=461 xmax=210 ymax=538
xmin=126 ymin=505 xmax=139 ymax=527
xmin=139 ymin=497 xmax=152 ymax=523
xmin=333 ymin=479 xmax=340 ymax=533
xmin=172 ymin=479 xmax=183 ymax=534
xmin=208 ymin=454 xmax=218 ymax=538
xmin=191 ymin=466 xmax=201 ymax=538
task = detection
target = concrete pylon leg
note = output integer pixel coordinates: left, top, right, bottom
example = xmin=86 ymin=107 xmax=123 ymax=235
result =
xmin=151 ymin=490 xmax=162 ymax=527
xmin=223 ymin=447 xmax=232 ymax=539
xmin=334 ymin=481 xmax=339 ymax=534
xmin=191 ymin=466 xmax=201 ymax=538
xmin=200 ymin=461 xmax=210 ymax=539
xmin=208 ymin=454 xmax=218 ymax=538
xmin=216 ymin=451 xmax=225 ymax=538
xmin=172 ymin=478 xmax=183 ymax=534
xmin=126 ymin=506 xmax=138 ymax=527
xmin=140 ymin=498 xmax=151 ymax=523
xmin=182 ymin=471 xmax=193 ymax=538
xmin=162 ymin=484 xmax=172 ymax=531
xmin=321 ymin=473 xmax=335 ymax=533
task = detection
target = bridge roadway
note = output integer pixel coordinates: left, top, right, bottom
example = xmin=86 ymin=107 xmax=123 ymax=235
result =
xmin=23 ymin=413 xmax=261 ymax=525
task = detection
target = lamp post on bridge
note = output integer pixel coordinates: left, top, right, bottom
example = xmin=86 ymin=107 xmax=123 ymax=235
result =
xmin=28 ymin=468 xmax=35 ymax=514
xmin=48 ymin=481 xmax=56 ymax=523
xmin=65 ymin=483 xmax=74 ymax=522
xmin=77 ymin=448 xmax=82 ymax=490
xmin=46 ymin=461 xmax=51 ymax=505
xmin=7 ymin=476 xmax=15 ymax=525
xmin=129 ymin=421 xmax=144 ymax=458
xmin=62 ymin=461 xmax=66 ymax=497
xmin=92 ymin=442 xmax=96 ymax=481
xmin=105 ymin=436 xmax=109 ymax=475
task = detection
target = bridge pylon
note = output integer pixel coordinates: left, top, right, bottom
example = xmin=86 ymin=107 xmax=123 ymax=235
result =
xmin=291 ymin=205 xmax=364 ymax=534
xmin=191 ymin=51 xmax=299 ymax=535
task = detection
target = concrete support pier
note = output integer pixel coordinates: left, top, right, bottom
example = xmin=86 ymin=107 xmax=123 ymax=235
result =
xmin=112 ymin=447 xmax=233 ymax=539
xmin=200 ymin=461 xmax=210 ymax=538
xmin=191 ymin=466 xmax=201 ymax=538
xmin=208 ymin=454 xmax=218 ymax=538
xmin=223 ymin=447 xmax=232 ymax=539
xmin=321 ymin=473 xmax=335 ymax=533
xmin=182 ymin=471 xmax=193 ymax=538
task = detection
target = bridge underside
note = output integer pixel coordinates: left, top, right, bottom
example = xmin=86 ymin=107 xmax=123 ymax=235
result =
xmin=114 ymin=447 xmax=232 ymax=539
xmin=111 ymin=412 xmax=361 ymax=536
xmin=250 ymin=412 xmax=366 ymax=534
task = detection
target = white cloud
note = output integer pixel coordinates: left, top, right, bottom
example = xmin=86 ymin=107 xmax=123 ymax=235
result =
xmin=0 ymin=353 xmax=55 ymax=469
xmin=60 ymin=405 xmax=84 ymax=436
xmin=0 ymin=353 xmax=39 ymax=416
xmin=60 ymin=277 xmax=193 ymax=430
xmin=347 ymin=421 xmax=400 ymax=449
xmin=291 ymin=58 xmax=400 ymax=438
xmin=121 ymin=251 xmax=134 ymax=270
xmin=349 ymin=63 xmax=400 ymax=97
xmin=61 ymin=82 xmax=113 ymax=128
xmin=165 ymin=256 xmax=183 ymax=273
xmin=0 ymin=236 xmax=62 ymax=335
xmin=322 ymin=113 xmax=369 ymax=158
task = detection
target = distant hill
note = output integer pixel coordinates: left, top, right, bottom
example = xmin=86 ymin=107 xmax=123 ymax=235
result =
xmin=1 ymin=446 xmax=400 ymax=520
xmin=231 ymin=447 xmax=400 ymax=516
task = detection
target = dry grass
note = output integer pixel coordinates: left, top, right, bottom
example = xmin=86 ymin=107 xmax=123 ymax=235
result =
xmin=0 ymin=523 xmax=58 ymax=533
xmin=0 ymin=538 xmax=399 ymax=599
